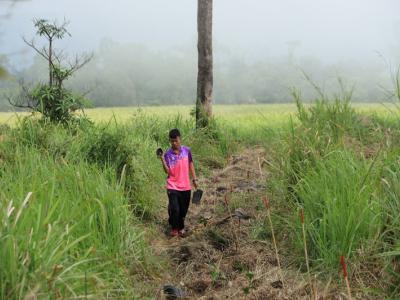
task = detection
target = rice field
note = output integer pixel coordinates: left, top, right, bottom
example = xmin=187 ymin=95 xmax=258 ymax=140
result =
xmin=0 ymin=102 xmax=396 ymax=125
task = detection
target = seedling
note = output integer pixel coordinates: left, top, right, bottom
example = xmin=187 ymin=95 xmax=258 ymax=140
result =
xmin=209 ymin=257 xmax=224 ymax=286
xmin=210 ymin=265 xmax=221 ymax=283
xmin=243 ymin=271 xmax=255 ymax=295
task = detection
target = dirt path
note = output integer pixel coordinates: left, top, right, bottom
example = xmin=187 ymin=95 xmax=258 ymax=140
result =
xmin=152 ymin=148 xmax=338 ymax=299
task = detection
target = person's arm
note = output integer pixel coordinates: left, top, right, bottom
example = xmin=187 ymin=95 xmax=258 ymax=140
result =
xmin=189 ymin=161 xmax=198 ymax=189
xmin=160 ymin=155 xmax=169 ymax=174
xmin=189 ymin=148 xmax=198 ymax=189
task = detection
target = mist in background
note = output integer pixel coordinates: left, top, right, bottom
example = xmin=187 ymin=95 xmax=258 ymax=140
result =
xmin=1 ymin=0 xmax=399 ymax=108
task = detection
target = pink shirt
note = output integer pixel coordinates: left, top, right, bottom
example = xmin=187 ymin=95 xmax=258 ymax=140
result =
xmin=164 ymin=146 xmax=192 ymax=191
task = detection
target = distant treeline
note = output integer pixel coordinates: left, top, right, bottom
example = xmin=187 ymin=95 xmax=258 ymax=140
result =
xmin=0 ymin=39 xmax=394 ymax=110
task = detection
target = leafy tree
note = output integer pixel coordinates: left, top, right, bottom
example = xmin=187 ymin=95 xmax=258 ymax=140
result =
xmin=9 ymin=18 xmax=92 ymax=123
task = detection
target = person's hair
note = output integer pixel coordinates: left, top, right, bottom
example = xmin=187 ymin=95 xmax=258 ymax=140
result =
xmin=169 ymin=128 xmax=181 ymax=139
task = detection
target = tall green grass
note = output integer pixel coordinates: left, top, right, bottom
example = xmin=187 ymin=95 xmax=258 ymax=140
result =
xmin=0 ymin=147 xmax=153 ymax=299
xmin=4 ymin=99 xmax=400 ymax=298
xmin=380 ymin=154 xmax=400 ymax=295
xmin=0 ymin=110 xmax=243 ymax=299
xmin=264 ymin=85 xmax=400 ymax=296
xmin=292 ymin=150 xmax=381 ymax=269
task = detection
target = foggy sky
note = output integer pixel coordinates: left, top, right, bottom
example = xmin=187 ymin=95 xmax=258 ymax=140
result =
xmin=1 ymin=0 xmax=399 ymax=67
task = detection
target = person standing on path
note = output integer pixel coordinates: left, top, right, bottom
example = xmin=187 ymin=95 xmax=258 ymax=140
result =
xmin=158 ymin=128 xmax=198 ymax=237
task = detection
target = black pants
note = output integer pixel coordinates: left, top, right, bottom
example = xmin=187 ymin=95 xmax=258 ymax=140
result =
xmin=167 ymin=189 xmax=191 ymax=230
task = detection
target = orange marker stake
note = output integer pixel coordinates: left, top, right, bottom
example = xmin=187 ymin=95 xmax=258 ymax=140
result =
xmin=340 ymin=255 xmax=352 ymax=300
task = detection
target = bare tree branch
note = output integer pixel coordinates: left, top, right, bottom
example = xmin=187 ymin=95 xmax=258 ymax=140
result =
xmin=22 ymin=37 xmax=50 ymax=61
xmin=7 ymin=83 xmax=36 ymax=109
xmin=68 ymin=53 xmax=93 ymax=74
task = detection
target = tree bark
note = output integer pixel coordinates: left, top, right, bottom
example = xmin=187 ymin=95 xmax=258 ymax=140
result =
xmin=196 ymin=0 xmax=213 ymax=128
xmin=49 ymin=38 xmax=53 ymax=86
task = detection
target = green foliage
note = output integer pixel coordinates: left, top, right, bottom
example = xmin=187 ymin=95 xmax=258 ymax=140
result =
xmin=34 ymin=18 xmax=70 ymax=40
xmin=5 ymin=110 xmax=238 ymax=217
xmin=283 ymin=89 xmax=370 ymax=193
xmin=293 ymin=88 xmax=357 ymax=143
xmin=292 ymin=151 xmax=381 ymax=269
xmin=280 ymin=93 xmax=382 ymax=272
xmin=380 ymin=155 xmax=400 ymax=295
xmin=0 ymin=147 xmax=153 ymax=299
xmin=0 ymin=111 xmax=241 ymax=298
xmin=381 ymin=157 xmax=400 ymax=245
xmin=208 ymin=260 xmax=225 ymax=287
xmin=2 ymin=100 xmax=400 ymax=298
xmin=242 ymin=271 xmax=255 ymax=295
xmin=30 ymin=84 xmax=88 ymax=123
xmin=255 ymin=86 xmax=400 ymax=297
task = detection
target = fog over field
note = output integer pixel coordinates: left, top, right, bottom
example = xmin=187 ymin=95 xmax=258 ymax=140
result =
xmin=1 ymin=0 xmax=400 ymax=107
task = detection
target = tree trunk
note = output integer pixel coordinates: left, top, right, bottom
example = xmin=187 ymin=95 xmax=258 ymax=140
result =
xmin=196 ymin=0 xmax=213 ymax=128
xmin=49 ymin=38 xmax=53 ymax=87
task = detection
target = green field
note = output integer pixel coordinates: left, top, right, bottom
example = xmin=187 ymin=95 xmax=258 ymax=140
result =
xmin=0 ymin=102 xmax=396 ymax=125
xmin=1 ymin=100 xmax=400 ymax=299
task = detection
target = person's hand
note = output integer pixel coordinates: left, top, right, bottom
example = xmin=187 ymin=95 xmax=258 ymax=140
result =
xmin=192 ymin=178 xmax=198 ymax=190
xmin=156 ymin=148 xmax=163 ymax=159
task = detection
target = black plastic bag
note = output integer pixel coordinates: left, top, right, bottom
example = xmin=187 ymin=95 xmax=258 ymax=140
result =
xmin=192 ymin=189 xmax=203 ymax=204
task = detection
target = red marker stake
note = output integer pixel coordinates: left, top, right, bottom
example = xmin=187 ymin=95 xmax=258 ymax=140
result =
xmin=340 ymin=255 xmax=352 ymax=300
xmin=263 ymin=196 xmax=270 ymax=209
